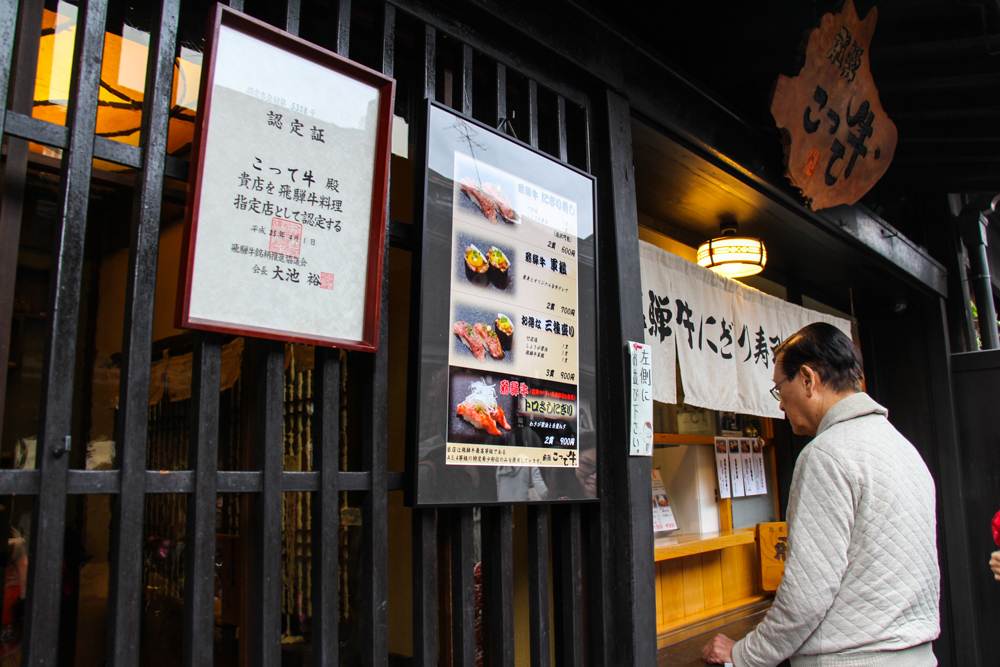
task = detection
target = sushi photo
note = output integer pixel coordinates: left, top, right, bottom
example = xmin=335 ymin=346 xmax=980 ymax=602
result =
xmin=474 ymin=322 xmax=505 ymax=360
xmin=453 ymin=321 xmax=486 ymax=362
xmin=482 ymin=182 xmax=518 ymax=222
xmin=457 ymin=177 xmax=518 ymax=224
xmin=465 ymin=244 xmax=489 ymax=274
xmin=455 ymin=233 xmax=516 ymax=294
xmin=455 ymin=379 xmax=513 ymax=437
xmin=495 ymin=313 xmax=514 ymax=349
xmin=452 ymin=305 xmax=515 ymax=365
xmin=487 ymin=246 xmax=510 ymax=272
xmin=459 ymin=177 xmax=498 ymax=223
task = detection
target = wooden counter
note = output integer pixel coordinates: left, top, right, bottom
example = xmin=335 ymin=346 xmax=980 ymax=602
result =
xmin=655 ymin=529 xmax=756 ymax=561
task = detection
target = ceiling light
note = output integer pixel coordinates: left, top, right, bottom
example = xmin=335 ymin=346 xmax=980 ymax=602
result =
xmin=696 ymin=221 xmax=766 ymax=278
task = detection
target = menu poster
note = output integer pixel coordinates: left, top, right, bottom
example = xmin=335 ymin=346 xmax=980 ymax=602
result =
xmin=409 ymin=102 xmax=597 ymax=507
xmin=741 ymin=438 xmax=757 ymax=495
xmin=753 ymin=438 xmax=768 ymax=495
xmin=714 ymin=437 xmax=731 ymax=499
xmin=651 ymin=470 xmax=678 ymax=532
xmin=178 ymin=7 xmax=393 ymax=351
xmin=629 ymin=342 xmax=654 ymax=456
xmin=729 ymin=438 xmax=746 ymax=498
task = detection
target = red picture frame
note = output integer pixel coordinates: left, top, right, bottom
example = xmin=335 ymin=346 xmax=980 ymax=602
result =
xmin=176 ymin=4 xmax=394 ymax=352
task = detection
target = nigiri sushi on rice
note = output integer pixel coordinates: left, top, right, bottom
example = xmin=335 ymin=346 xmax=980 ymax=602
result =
xmin=456 ymin=380 xmax=512 ymax=435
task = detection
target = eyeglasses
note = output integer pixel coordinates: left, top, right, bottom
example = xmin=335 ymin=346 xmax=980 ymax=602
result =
xmin=770 ymin=376 xmax=791 ymax=401
xmin=578 ymin=461 xmax=597 ymax=476
xmin=770 ymin=365 xmax=816 ymax=401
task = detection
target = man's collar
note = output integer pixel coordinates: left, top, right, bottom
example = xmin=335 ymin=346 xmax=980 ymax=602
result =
xmin=815 ymin=392 xmax=888 ymax=437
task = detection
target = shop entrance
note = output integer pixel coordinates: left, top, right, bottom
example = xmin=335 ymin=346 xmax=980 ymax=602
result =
xmin=627 ymin=115 xmax=949 ymax=664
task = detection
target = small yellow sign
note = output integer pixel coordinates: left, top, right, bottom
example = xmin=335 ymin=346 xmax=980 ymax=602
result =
xmin=758 ymin=522 xmax=788 ymax=592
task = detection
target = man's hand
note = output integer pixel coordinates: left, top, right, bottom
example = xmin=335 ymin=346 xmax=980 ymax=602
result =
xmin=702 ymin=633 xmax=735 ymax=664
xmin=989 ymin=551 xmax=1000 ymax=580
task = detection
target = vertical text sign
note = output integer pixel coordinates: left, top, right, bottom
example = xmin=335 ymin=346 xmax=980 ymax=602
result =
xmin=629 ymin=342 xmax=653 ymax=456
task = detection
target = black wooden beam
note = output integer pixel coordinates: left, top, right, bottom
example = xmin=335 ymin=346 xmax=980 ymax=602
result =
xmin=0 ymin=0 xmax=16 ymax=139
xmin=311 ymin=347 xmax=341 ymax=666
xmin=598 ymin=89 xmax=657 ymax=667
xmin=451 ymin=508 xmax=477 ymax=667
xmin=252 ymin=340 xmax=284 ymax=667
xmin=23 ymin=1 xmax=108 ymax=665
xmin=0 ymin=0 xmax=43 ymax=456
xmin=362 ymin=0 xmax=389 ymax=662
xmin=412 ymin=20 xmax=439 ymax=667
xmin=926 ymin=298 xmax=982 ymax=665
xmin=107 ymin=1 xmax=181 ymax=663
xmin=483 ymin=506 xmax=515 ymax=666
xmin=337 ymin=0 xmax=352 ymax=56
xmin=552 ymin=505 xmax=584 ymax=666
xmin=526 ymin=506 xmax=551 ymax=667
xmin=183 ymin=335 xmax=222 ymax=667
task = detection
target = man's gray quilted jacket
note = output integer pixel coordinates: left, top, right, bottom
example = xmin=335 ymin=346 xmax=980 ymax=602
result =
xmin=732 ymin=393 xmax=940 ymax=667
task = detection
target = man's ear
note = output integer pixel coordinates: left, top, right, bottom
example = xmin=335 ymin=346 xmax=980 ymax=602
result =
xmin=801 ymin=365 xmax=817 ymax=398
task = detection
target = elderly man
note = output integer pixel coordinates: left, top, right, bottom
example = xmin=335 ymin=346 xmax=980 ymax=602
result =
xmin=702 ymin=322 xmax=939 ymax=667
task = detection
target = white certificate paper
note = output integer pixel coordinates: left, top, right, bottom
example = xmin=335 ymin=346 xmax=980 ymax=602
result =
xmin=182 ymin=22 xmax=387 ymax=347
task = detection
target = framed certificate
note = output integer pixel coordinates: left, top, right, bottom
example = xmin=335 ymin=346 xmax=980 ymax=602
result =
xmin=177 ymin=5 xmax=394 ymax=351
xmin=407 ymin=101 xmax=598 ymax=506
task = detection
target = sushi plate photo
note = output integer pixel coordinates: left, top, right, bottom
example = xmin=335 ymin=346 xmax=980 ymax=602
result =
xmin=447 ymin=369 xmax=519 ymax=446
xmin=451 ymin=302 xmax=515 ymax=366
xmin=455 ymin=232 xmax=516 ymax=295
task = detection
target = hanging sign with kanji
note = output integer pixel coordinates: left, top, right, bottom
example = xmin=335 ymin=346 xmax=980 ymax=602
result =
xmin=770 ymin=0 xmax=897 ymax=211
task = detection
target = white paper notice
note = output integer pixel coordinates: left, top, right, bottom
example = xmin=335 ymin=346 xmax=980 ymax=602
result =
xmin=651 ymin=470 xmax=678 ymax=532
xmin=714 ymin=437 xmax=731 ymax=499
xmin=629 ymin=342 xmax=653 ymax=456
xmin=753 ymin=438 xmax=767 ymax=495
xmin=741 ymin=438 xmax=757 ymax=495
xmin=185 ymin=24 xmax=382 ymax=345
xmin=728 ymin=438 xmax=746 ymax=498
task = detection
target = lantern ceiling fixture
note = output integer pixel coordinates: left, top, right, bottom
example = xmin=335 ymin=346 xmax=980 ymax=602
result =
xmin=696 ymin=220 xmax=767 ymax=278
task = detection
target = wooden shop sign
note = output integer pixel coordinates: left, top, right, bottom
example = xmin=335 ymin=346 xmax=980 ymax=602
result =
xmin=770 ymin=0 xmax=897 ymax=211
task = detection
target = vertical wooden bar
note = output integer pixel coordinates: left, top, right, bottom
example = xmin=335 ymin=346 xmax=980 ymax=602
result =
xmin=527 ymin=80 xmax=539 ymax=148
xmin=183 ymin=335 xmax=222 ymax=667
xmin=599 ymin=89 xmax=657 ymax=667
xmin=425 ymin=24 xmax=436 ymax=100
xmin=336 ymin=0 xmax=351 ymax=57
xmin=556 ymin=95 xmax=568 ymax=162
xmin=0 ymin=0 xmax=43 ymax=442
xmin=228 ymin=0 xmax=245 ymax=11
xmin=22 ymin=2 xmax=108 ymax=666
xmin=552 ymin=505 xmax=584 ymax=667
xmin=476 ymin=60 xmax=515 ymax=667
xmin=253 ymin=340 xmax=285 ymax=667
xmin=461 ymin=44 xmax=473 ymax=116
xmin=526 ymin=506 xmax=551 ymax=667
xmin=483 ymin=507 xmax=514 ymax=666
xmin=451 ymin=508 xmax=476 ymax=667
xmin=524 ymin=79 xmax=552 ymax=667
xmin=107 ymin=0 xmax=181 ymax=664
xmin=412 ymin=20 xmax=438 ymax=667
xmin=928 ymin=296 xmax=981 ymax=665
xmin=361 ymin=1 xmax=388 ymax=662
xmin=496 ymin=63 xmax=507 ymax=128
xmin=0 ymin=0 xmax=17 ymax=141
xmin=285 ymin=0 xmax=301 ymax=36
xmin=583 ymin=500 xmax=611 ymax=666
xmin=311 ymin=347 xmax=341 ymax=666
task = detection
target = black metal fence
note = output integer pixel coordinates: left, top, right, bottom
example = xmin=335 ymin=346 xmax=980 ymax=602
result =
xmin=0 ymin=0 xmax=654 ymax=665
